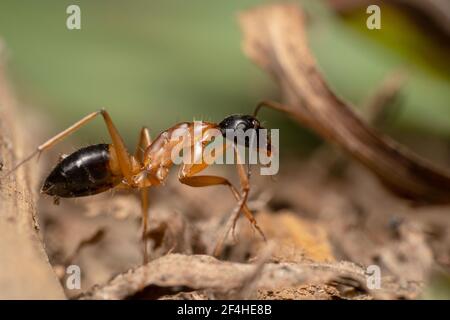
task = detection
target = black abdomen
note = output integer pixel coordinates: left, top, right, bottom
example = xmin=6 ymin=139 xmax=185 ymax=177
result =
xmin=42 ymin=144 xmax=121 ymax=198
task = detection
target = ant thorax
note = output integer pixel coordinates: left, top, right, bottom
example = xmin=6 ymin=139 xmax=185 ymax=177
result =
xmin=140 ymin=121 xmax=219 ymax=184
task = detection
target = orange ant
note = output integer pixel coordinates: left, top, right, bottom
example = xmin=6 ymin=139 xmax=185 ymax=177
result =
xmin=4 ymin=101 xmax=285 ymax=263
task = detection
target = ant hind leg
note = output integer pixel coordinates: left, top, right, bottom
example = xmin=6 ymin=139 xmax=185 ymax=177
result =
xmin=3 ymin=109 xmax=134 ymax=182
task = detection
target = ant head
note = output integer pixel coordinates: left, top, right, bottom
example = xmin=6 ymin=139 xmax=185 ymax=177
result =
xmin=218 ymin=114 xmax=262 ymax=134
xmin=218 ymin=114 xmax=271 ymax=155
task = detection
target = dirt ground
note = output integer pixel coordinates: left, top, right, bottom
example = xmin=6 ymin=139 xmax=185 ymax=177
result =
xmin=38 ymin=148 xmax=450 ymax=299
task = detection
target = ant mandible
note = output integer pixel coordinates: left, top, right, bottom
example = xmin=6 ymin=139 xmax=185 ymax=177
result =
xmin=5 ymin=101 xmax=287 ymax=264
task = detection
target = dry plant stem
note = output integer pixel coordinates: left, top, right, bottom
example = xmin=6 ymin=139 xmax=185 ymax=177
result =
xmin=240 ymin=4 xmax=450 ymax=205
xmin=305 ymin=71 xmax=406 ymax=179
xmin=0 ymin=51 xmax=65 ymax=299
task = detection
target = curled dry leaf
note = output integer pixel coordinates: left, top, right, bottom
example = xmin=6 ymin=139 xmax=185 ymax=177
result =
xmin=239 ymin=4 xmax=450 ymax=205
xmin=78 ymin=254 xmax=419 ymax=300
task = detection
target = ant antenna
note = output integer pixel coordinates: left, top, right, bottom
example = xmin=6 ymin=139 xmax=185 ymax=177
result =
xmin=253 ymin=102 xmax=265 ymax=117
xmin=254 ymin=100 xmax=296 ymax=119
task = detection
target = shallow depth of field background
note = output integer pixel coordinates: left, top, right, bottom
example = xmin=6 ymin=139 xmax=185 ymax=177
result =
xmin=0 ymin=0 xmax=448 ymax=157
xmin=1 ymin=0 xmax=450 ymax=300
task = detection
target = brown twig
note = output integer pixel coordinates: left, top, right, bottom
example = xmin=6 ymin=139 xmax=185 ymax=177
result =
xmin=308 ymin=70 xmax=407 ymax=180
xmin=239 ymin=4 xmax=450 ymax=205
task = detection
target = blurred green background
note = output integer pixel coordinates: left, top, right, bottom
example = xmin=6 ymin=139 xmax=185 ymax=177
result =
xmin=0 ymin=0 xmax=449 ymax=153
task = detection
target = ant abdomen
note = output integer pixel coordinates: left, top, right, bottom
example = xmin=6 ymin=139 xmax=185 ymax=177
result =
xmin=41 ymin=144 xmax=121 ymax=198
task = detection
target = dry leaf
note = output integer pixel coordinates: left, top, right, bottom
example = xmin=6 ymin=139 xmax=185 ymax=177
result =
xmin=239 ymin=4 xmax=450 ymax=205
xmin=79 ymin=254 xmax=417 ymax=300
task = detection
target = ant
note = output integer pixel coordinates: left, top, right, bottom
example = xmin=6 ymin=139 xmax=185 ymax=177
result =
xmin=4 ymin=101 xmax=287 ymax=263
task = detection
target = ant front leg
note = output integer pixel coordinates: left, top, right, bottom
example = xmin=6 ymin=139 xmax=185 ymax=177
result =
xmin=135 ymin=127 xmax=152 ymax=264
xmin=227 ymin=144 xmax=266 ymax=247
xmin=178 ymin=161 xmax=265 ymax=257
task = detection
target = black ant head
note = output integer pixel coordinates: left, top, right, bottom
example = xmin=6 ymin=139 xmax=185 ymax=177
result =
xmin=218 ymin=114 xmax=271 ymax=154
xmin=219 ymin=114 xmax=261 ymax=133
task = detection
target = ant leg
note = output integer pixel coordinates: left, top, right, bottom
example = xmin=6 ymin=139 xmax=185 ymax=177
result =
xmin=179 ymin=173 xmax=242 ymax=200
xmin=99 ymin=110 xmax=133 ymax=182
xmin=135 ymin=127 xmax=152 ymax=264
xmin=140 ymin=187 xmax=150 ymax=264
xmin=3 ymin=109 xmax=134 ymax=182
xmin=134 ymin=127 xmax=151 ymax=162
xmin=230 ymin=145 xmax=266 ymax=240
xmin=3 ymin=111 xmax=100 ymax=176
xmin=178 ymin=164 xmax=265 ymax=257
